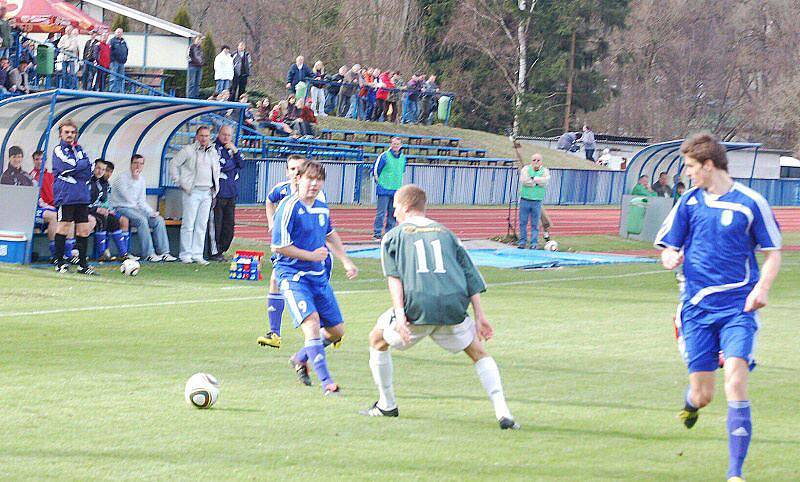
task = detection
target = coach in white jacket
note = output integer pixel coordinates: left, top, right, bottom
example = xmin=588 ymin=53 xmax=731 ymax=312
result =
xmin=214 ymin=46 xmax=234 ymax=95
xmin=170 ymin=125 xmax=221 ymax=265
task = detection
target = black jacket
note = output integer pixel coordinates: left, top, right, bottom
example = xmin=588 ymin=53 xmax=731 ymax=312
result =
xmin=188 ymin=43 xmax=204 ymax=67
xmin=233 ymin=50 xmax=252 ymax=77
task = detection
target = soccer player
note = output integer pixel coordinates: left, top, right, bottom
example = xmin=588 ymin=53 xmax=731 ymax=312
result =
xmin=270 ymin=161 xmax=358 ymax=394
xmin=361 ymin=184 xmax=519 ymax=430
xmin=88 ymin=159 xmax=135 ymax=261
xmin=52 ymin=118 xmax=96 ymax=275
xmin=257 ymin=155 xmax=333 ymax=349
xmin=655 ymin=133 xmax=781 ymax=482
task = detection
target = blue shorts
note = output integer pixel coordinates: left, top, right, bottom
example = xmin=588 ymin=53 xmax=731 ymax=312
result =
xmin=278 ymin=272 xmax=343 ymax=329
xmin=271 ymin=253 xmax=333 ymax=280
xmin=676 ymin=302 xmax=758 ymax=373
xmin=35 ymin=206 xmax=57 ymax=223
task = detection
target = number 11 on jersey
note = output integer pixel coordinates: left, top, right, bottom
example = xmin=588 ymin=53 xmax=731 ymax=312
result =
xmin=413 ymin=239 xmax=447 ymax=274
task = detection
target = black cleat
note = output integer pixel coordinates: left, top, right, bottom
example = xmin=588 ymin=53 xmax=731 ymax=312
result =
xmin=499 ymin=417 xmax=520 ymax=430
xmin=67 ymin=255 xmax=81 ymax=266
xmin=289 ymin=356 xmax=312 ymax=386
xmin=678 ymin=409 xmax=699 ymax=429
xmin=55 ymin=263 xmax=69 ymax=273
xmin=77 ymin=265 xmax=98 ymax=276
xmin=359 ymin=401 xmax=399 ymax=417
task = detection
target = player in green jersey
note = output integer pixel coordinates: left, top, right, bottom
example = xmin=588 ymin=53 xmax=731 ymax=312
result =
xmin=360 ymin=184 xmax=519 ymax=430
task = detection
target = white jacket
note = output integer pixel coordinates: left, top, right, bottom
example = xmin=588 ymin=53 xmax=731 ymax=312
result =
xmin=214 ymin=52 xmax=234 ymax=80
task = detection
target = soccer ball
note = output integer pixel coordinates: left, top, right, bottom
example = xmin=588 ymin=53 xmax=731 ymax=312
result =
xmin=544 ymin=240 xmax=559 ymax=251
xmin=120 ymin=259 xmax=140 ymax=276
xmin=185 ymin=373 xmax=220 ymax=409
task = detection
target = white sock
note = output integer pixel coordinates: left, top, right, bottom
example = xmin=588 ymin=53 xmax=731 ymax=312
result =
xmin=369 ymin=347 xmax=396 ymax=410
xmin=475 ymin=356 xmax=512 ymax=420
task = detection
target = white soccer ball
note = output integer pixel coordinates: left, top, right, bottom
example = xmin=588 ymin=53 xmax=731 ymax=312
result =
xmin=544 ymin=240 xmax=559 ymax=251
xmin=120 ymin=259 xmax=140 ymax=276
xmin=185 ymin=373 xmax=220 ymax=409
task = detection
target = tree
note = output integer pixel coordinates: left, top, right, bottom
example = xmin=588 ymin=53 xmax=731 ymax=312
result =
xmin=200 ymin=33 xmax=216 ymax=91
xmin=111 ymin=14 xmax=130 ymax=32
xmin=167 ymin=5 xmax=192 ymax=96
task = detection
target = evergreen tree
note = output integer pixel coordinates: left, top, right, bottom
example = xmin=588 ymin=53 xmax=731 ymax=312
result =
xmin=110 ymin=14 xmax=129 ymax=32
xmin=200 ymin=33 xmax=217 ymax=91
xmin=167 ymin=5 xmax=192 ymax=97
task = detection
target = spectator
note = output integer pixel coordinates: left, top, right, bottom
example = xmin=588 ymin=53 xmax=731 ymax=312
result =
xmin=366 ymin=67 xmax=380 ymax=120
xmin=294 ymin=98 xmax=317 ymax=137
xmin=208 ymin=125 xmax=243 ymax=261
xmin=0 ymin=6 xmax=10 ymax=59
xmin=556 ymin=131 xmax=578 ymax=151
xmin=286 ymin=55 xmax=313 ymax=93
xmin=402 ymin=74 xmax=421 ymax=124
xmin=283 ymin=94 xmax=301 ymax=123
xmin=98 ymin=160 xmax=133 ymax=260
xmin=325 ymin=66 xmax=346 ymax=115
xmin=597 ymin=147 xmax=612 ymax=166
xmin=357 ymin=67 xmax=372 ymax=121
xmin=169 ymin=126 xmax=220 ymax=265
xmin=88 ymin=159 xmax=133 ymax=261
xmin=0 ymin=57 xmax=9 ymax=94
xmin=214 ymin=45 xmax=233 ymax=95
xmin=7 ymin=59 xmax=31 ymax=94
xmin=372 ymin=70 xmax=391 ymax=122
xmin=231 ymin=42 xmax=252 ymax=101
xmin=518 ymin=153 xmax=549 ymax=249
xmin=109 ymin=28 xmax=128 ymax=93
xmin=110 ymin=154 xmax=176 ymax=262
xmin=384 ymin=72 xmax=401 ymax=123
xmin=51 ymin=119 xmax=94 ymax=274
xmin=30 ymin=150 xmax=59 ymax=262
xmin=631 ymin=175 xmax=656 ymax=196
xmin=20 ymin=41 xmax=37 ymax=68
xmin=267 ymin=100 xmax=294 ymax=136
xmin=675 ymin=182 xmax=686 ymax=199
xmin=372 ymin=137 xmax=406 ymax=239
xmin=187 ymin=35 xmax=204 ymax=99
xmin=1 ymin=146 xmax=33 ymax=186
xmin=81 ymin=32 xmax=99 ymax=91
xmin=309 ymin=60 xmax=326 ymax=117
xmin=652 ymin=171 xmax=673 ymax=197
xmin=582 ymin=125 xmax=596 ymax=161
xmin=93 ymin=33 xmax=110 ymax=91
xmin=240 ymin=95 xmax=257 ymax=131
xmin=418 ymin=74 xmax=439 ymax=125
xmin=58 ymin=27 xmax=80 ymax=89
xmin=339 ymin=63 xmax=360 ymax=118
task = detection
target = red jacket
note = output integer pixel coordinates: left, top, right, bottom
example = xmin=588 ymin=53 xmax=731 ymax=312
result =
xmin=30 ymin=168 xmax=55 ymax=207
xmin=97 ymin=42 xmax=111 ymax=68
xmin=376 ymin=72 xmax=393 ymax=100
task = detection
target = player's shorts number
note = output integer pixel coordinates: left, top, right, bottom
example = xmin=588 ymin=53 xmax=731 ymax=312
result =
xmin=413 ymin=239 xmax=447 ymax=274
xmin=298 ymin=300 xmax=308 ymax=313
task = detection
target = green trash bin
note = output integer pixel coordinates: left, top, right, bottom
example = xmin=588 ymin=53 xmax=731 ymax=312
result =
xmin=627 ymin=197 xmax=648 ymax=235
xmin=437 ymin=95 xmax=451 ymax=121
xmin=36 ymin=44 xmax=54 ymax=76
xmin=294 ymin=81 xmax=307 ymax=102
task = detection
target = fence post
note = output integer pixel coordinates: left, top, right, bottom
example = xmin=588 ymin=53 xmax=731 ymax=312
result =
xmin=607 ymin=171 xmax=615 ymax=204
xmin=558 ymin=169 xmax=565 ymax=205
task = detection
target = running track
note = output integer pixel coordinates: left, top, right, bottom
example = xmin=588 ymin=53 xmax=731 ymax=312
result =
xmin=235 ymin=206 xmax=800 ymax=244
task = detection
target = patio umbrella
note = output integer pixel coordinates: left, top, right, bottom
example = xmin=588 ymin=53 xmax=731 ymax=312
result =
xmin=2 ymin=0 xmax=107 ymax=34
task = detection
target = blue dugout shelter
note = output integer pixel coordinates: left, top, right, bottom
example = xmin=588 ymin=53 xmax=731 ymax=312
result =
xmin=0 ymin=89 xmax=247 ymax=263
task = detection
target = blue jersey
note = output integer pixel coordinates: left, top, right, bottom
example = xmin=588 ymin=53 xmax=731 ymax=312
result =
xmin=267 ymin=180 xmax=326 ymax=205
xmin=52 ymin=140 xmax=92 ymax=206
xmin=271 ymin=194 xmax=334 ymax=277
xmin=655 ymin=183 xmax=781 ymax=312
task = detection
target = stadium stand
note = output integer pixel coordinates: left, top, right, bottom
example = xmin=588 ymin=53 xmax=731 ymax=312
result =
xmin=320 ymin=129 xmax=460 ymax=147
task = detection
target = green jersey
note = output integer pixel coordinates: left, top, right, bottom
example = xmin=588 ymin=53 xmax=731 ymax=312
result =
xmin=381 ymin=216 xmax=486 ymax=326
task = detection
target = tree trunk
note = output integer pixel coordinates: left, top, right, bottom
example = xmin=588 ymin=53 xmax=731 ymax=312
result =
xmin=563 ymin=28 xmax=577 ymax=133
xmin=514 ymin=0 xmax=529 ymax=137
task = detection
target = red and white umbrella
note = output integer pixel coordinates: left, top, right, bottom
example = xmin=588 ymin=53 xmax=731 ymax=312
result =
xmin=1 ymin=0 xmax=107 ymax=34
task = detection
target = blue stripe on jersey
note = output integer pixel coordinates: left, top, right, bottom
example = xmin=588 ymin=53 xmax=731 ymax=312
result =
xmin=271 ymin=194 xmax=334 ymax=277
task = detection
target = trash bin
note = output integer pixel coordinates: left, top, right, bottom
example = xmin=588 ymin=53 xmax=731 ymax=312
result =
xmin=36 ymin=44 xmax=54 ymax=76
xmin=627 ymin=197 xmax=648 ymax=235
xmin=437 ymin=95 xmax=451 ymax=121
xmin=294 ymin=81 xmax=307 ymax=102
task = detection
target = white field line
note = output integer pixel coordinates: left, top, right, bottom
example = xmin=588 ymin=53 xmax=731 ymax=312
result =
xmin=0 ymin=269 xmax=667 ymax=318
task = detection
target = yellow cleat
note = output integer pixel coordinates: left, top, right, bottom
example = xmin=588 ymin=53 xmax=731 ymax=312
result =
xmin=332 ymin=335 xmax=344 ymax=349
xmin=678 ymin=409 xmax=699 ymax=429
xmin=257 ymin=331 xmax=281 ymax=348
xmin=727 ymin=477 xmax=745 ymax=482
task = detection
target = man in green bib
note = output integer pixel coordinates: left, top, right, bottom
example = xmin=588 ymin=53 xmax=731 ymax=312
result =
xmin=631 ymin=175 xmax=657 ymax=197
xmin=518 ymin=153 xmax=550 ymax=248
xmin=372 ymin=137 xmax=407 ymax=239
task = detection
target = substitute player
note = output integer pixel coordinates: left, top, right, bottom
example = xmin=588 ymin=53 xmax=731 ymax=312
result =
xmin=271 ymin=161 xmax=358 ymax=394
xmin=655 ymin=133 xmax=781 ymax=482
xmin=360 ymin=184 xmax=519 ymax=430
xmin=258 ymin=155 xmax=333 ymax=349
xmin=52 ymin=118 xmax=96 ymax=275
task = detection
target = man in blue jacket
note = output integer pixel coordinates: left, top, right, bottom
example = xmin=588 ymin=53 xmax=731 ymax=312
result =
xmin=372 ymin=137 xmax=407 ymax=239
xmin=52 ymin=118 xmax=96 ymax=275
xmin=208 ymin=125 xmax=243 ymax=261
xmin=286 ymin=55 xmax=313 ymax=94
xmin=109 ymin=28 xmax=128 ymax=93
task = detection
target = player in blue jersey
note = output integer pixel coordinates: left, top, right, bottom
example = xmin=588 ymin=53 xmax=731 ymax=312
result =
xmin=271 ymin=160 xmax=358 ymax=394
xmin=655 ymin=133 xmax=782 ymax=482
xmin=257 ymin=155 xmax=334 ymax=349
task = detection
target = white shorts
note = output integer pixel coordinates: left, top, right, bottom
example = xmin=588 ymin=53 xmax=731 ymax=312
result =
xmin=376 ymin=308 xmax=475 ymax=353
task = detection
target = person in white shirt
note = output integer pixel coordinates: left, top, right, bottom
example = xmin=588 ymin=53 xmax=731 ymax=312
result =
xmin=214 ymin=45 xmax=234 ymax=95
xmin=169 ymin=125 xmax=220 ymax=265
xmin=110 ymin=154 xmax=177 ymax=262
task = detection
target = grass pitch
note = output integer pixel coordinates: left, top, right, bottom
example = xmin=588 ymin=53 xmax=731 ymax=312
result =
xmin=1 ymin=237 xmax=798 ymax=480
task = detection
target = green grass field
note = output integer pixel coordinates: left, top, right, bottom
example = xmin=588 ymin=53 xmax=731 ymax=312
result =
xmin=1 ymin=237 xmax=798 ymax=480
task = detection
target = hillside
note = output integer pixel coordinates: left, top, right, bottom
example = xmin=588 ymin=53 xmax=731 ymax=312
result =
xmin=314 ymin=117 xmax=606 ymax=170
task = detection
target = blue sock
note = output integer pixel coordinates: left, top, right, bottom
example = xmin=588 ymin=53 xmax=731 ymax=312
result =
xmin=48 ymin=240 xmax=55 ymax=257
xmin=121 ymin=231 xmax=130 ymax=255
xmin=727 ymin=401 xmax=752 ymax=479
xmin=267 ymin=294 xmax=285 ymax=335
xmin=110 ymin=230 xmax=127 ymax=256
xmin=94 ymin=231 xmax=107 ymax=258
xmin=305 ymin=338 xmax=333 ymax=387
xmin=65 ymin=238 xmax=75 ymax=256
xmin=294 ymin=347 xmax=308 ymax=364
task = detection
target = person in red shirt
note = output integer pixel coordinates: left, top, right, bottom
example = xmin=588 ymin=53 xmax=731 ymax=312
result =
xmin=373 ymin=70 xmax=394 ymax=121
xmin=29 ymin=150 xmax=59 ymax=261
xmin=93 ymin=33 xmax=111 ymax=91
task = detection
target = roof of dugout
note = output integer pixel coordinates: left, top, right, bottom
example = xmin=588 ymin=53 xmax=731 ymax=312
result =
xmin=0 ymin=89 xmax=247 ymax=188
xmin=623 ymin=139 xmax=761 ymax=197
